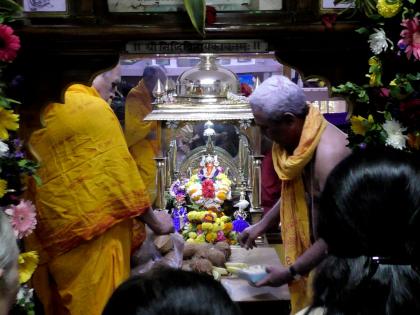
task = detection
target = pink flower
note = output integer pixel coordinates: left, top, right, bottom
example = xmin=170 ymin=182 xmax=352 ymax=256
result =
xmin=0 ymin=24 xmax=20 ymax=62
xmin=5 ymin=200 xmax=37 ymax=239
xmin=398 ymin=17 xmax=420 ymax=61
xmin=216 ymin=230 xmax=226 ymax=242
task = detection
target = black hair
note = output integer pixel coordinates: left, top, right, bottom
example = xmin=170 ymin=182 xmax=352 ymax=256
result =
xmin=318 ymin=148 xmax=420 ymax=259
xmin=142 ymin=65 xmax=167 ymax=96
xmin=102 ymin=268 xmax=242 ymax=315
xmin=306 ymin=148 xmax=420 ymax=315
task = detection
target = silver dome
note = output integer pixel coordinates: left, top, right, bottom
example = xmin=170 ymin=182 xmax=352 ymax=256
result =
xmin=176 ymin=54 xmax=239 ymax=102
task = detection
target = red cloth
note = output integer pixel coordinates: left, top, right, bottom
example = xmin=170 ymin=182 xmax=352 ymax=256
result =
xmin=261 ymin=148 xmax=281 ymax=214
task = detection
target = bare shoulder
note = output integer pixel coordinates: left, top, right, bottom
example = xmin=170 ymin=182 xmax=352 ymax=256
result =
xmin=315 ymin=123 xmax=352 ymax=189
xmin=318 ymin=123 xmax=350 ymax=158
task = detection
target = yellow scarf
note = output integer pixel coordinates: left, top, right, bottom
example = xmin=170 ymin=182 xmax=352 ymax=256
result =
xmin=272 ymin=105 xmax=327 ymax=314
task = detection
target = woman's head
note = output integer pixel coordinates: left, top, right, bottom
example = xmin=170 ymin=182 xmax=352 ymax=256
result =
xmin=0 ymin=211 xmax=19 ymax=314
xmin=310 ymin=148 xmax=420 ymax=315
xmin=102 ymin=268 xmax=241 ymax=315
xmin=318 ymin=148 xmax=420 ymax=262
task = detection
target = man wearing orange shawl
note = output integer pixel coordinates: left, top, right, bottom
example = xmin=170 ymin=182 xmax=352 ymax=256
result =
xmin=27 ymin=66 xmax=173 ymax=315
xmin=238 ymin=75 xmax=350 ymax=314
xmin=124 ymin=65 xmax=166 ymax=203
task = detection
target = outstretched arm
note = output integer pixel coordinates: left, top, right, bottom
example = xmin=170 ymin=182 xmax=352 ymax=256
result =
xmin=238 ymin=199 xmax=280 ymax=249
xmin=138 ymin=207 xmax=174 ymax=235
xmin=254 ymin=238 xmax=328 ymax=287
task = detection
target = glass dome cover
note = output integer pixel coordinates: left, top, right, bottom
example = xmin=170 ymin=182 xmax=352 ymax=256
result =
xmin=176 ymin=54 xmax=239 ymax=101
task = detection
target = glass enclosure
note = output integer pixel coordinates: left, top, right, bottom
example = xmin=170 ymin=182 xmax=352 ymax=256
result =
xmin=115 ymin=52 xmax=348 ymax=223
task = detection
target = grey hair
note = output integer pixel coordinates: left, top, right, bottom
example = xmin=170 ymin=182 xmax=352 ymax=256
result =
xmin=248 ymin=75 xmax=308 ymax=121
xmin=0 ymin=211 xmax=19 ymax=293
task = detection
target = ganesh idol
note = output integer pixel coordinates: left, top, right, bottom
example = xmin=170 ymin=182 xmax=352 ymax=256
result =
xmin=185 ymin=154 xmax=232 ymax=211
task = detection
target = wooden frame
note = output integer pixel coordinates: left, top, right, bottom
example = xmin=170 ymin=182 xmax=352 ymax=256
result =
xmin=19 ymin=0 xmax=70 ymax=17
xmin=11 ymin=0 xmax=368 ymax=143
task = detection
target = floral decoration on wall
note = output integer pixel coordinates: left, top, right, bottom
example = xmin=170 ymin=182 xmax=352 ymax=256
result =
xmin=332 ymin=0 xmax=419 ymax=153
xmin=0 ymin=0 xmax=39 ymax=314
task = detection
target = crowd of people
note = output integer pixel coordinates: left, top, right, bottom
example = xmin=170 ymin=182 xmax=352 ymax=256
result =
xmin=0 ymin=65 xmax=419 ymax=315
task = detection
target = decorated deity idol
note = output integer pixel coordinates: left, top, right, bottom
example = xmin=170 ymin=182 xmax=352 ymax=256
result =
xmin=169 ymin=120 xmax=249 ymax=244
xmin=169 ymin=153 xmax=238 ymax=244
xmin=185 ymin=154 xmax=232 ymax=211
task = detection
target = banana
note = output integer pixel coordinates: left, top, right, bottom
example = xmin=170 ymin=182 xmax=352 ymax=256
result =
xmin=212 ymin=266 xmax=228 ymax=276
xmin=225 ymin=262 xmax=249 ymax=274
xmin=212 ymin=269 xmax=221 ymax=281
xmin=225 ymin=262 xmax=248 ymax=269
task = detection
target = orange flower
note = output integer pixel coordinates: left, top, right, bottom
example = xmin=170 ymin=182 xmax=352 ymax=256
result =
xmin=407 ymin=133 xmax=420 ymax=150
xmin=223 ymin=222 xmax=233 ymax=233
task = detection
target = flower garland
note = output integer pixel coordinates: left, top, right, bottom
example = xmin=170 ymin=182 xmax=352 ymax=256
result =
xmin=332 ymin=0 xmax=419 ymax=153
xmin=185 ymin=168 xmax=232 ymax=211
xmin=0 ymin=1 xmax=39 ymax=314
xmin=168 ymin=155 xmax=238 ymax=244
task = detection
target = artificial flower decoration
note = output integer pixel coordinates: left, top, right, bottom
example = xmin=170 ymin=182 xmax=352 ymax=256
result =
xmin=382 ymin=119 xmax=407 ymax=150
xmin=321 ymin=13 xmax=337 ymax=30
xmin=0 ymin=4 xmax=41 ymax=314
xmin=0 ymin=140 xmax=9 ymax=157
xmin=376 ymin=0 xmax=402 ymax=18
xmin=0 ymin=107 xmax=19 ymax=140
xmin=350 ymin=115 xmax=374 ymax=136
xmin=0 ymin=178 xmax=7 ymax=198
xmin=368 ymin=28 xmax=393 ymax=55
xmin=407 ymin=133 xmax=420 ymax=150
xmin=205 ymin=5 xmax=217 ymax=26
xmin=0 ymin=24 xmax=21 ymax=62
xmin=332 ymin=0 xmax=418 ymax=154
xmin=398 ymin=17 xmax=420 ymax=61
xmin=367 ymin=56 xmax=383 ymax=87
xmin=5 ymin=200 xmax=37 ymax=239
xmin=18 ymin=251 xmax=39 ymax=284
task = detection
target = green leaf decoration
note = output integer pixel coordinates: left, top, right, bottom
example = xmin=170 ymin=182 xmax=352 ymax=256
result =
xmin=0 ymin=0 xmax=22 ymax=22
xmin=355 ymin=27 xmax=369 ymax=34
xmin=184 ymin=0 xmax=206 ymax=38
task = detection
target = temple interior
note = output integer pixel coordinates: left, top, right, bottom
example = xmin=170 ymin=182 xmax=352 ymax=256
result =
xmin=0 ymin=1 xmax=418 ymax=315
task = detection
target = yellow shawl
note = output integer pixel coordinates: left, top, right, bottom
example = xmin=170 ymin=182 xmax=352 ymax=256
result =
xmin=272 ymin=105 xmax=327 ymax=314
xmin=125 ymin=81 xmax=160 ymax=203
xmin=29 ymin=84 xmax=150 ymax=258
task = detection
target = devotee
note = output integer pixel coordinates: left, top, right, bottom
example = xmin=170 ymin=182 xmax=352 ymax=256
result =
xmin=102 ymin=267 xmax=242 ymax=315
xmin=27 ymin=64 xmax=174 ymax=315
xmin=238 ymin=75 xmax=350 ymax=314
xmin=0 ymin=211 xmax=19 ymax=315
xmin=124 ymin=65 xmax=167 ymax=203
xmin=297 ymin=148 xmax=420 ymax=315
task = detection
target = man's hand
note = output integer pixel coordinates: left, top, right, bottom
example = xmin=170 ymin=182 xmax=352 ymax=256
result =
xmin=238 ymin=224 xmax=263 ymax=250
xmin=254 ymin=265 xmax=293 ymax=287
xmin=152 ymin=211 xmax=174 ymax=235
xmin=139 ymin=208 xmax=174 ymax=235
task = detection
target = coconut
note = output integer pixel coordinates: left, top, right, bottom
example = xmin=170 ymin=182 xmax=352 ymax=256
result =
xmin=206 ymin=248 xmax=226 ymax=267
xmin=189 ymin=258 xmax=213 ymax=275
xmin=214 ymin=241 xmax=231 ymax=260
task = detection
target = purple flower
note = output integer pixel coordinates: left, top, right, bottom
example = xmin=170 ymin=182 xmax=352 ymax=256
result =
xmin=13 ymin=138 xmax=22 ymax=149
xmin=233 ymin=218 xmax=250 ymax=233
xmin=358 ymin=143 xmax=367 ymax=150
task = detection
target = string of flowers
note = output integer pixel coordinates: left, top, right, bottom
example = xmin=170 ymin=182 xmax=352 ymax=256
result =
xmin=332 ymin=0 xmax=419 ymax=153
xmin=0 ymin=1 xmax=39 ymax=314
